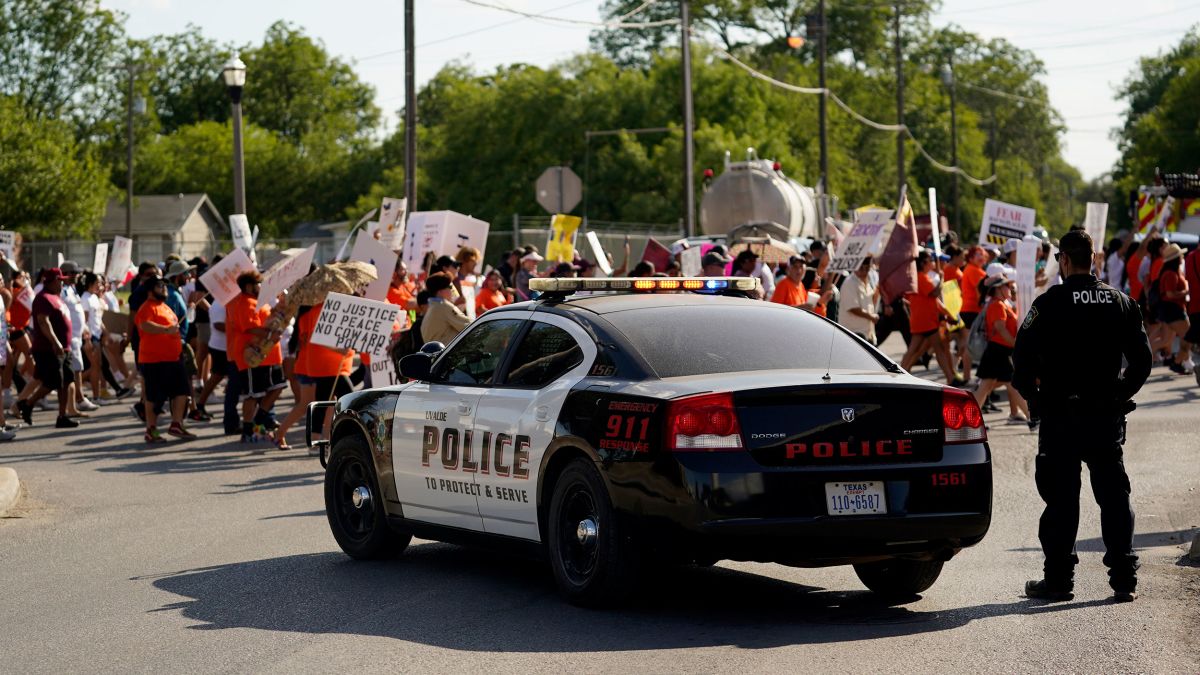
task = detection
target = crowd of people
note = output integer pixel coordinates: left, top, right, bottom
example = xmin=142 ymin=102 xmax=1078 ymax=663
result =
xmin=0 ymin=221 xmax=1190 ymax=447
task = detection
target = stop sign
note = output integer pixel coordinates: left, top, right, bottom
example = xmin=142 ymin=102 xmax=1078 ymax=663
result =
xmin=536 ymin=166 xmax=582 ymax=214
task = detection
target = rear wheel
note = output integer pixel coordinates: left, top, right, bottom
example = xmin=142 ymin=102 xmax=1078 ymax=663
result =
xmin=853 ymin=559 xmax=944 ymax=597
xmin=547 ymin=458 xmax=638 ymax=606
xmin=325 ymin=434 xmax=411 ymax=559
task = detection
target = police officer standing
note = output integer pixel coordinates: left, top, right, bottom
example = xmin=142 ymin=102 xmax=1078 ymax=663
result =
xmin=1013 ymin=230 xmax=1151 ymax=603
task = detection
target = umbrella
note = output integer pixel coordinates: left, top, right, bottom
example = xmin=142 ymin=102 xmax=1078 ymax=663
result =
xmin=728 ymin=236 xmax=798 ymax=265
xmin=244 ymin=261 xmax=378 ymax=368
xmin=286 ymin=261 xmax=377 ymax=306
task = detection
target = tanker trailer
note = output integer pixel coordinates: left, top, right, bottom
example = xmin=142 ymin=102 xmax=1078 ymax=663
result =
xmin=699 ymin=149 xmax=820 ymax=240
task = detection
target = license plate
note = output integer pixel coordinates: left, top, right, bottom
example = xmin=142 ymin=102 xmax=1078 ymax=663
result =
xmin=825 ymin=481 xmax=887 ymax=515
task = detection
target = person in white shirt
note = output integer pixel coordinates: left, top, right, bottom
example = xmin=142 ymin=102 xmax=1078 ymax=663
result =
xmin=59 ymin=261 xmax=98 ymax=414
xmin=837 ymin=256 xmax=880 ymax=344
xmin=1105 ymin=237 xmax=1125 ymax=290
xmin=191 ymin=297 xmax=228 ymax=424
xmin=80 ymin=272 xmax=108 ymax=401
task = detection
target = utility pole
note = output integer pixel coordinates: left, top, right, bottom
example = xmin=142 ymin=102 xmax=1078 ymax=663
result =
xmin=943 ymin=56 xmax=959 ymax=231
xmin=404 ymin=0 xmax=418 ymax=213
xmin=817 ymin=0 xmax=828 ymax=198
xmin=125 ymin=62 xmax=136 ymax=240
xmin=680 ymin=0 xmax=696 ymax=237
xmin=988 ymin=111 xmax=998 ymax=197
xmin=893 ymin=3 xmax=905 ymax=197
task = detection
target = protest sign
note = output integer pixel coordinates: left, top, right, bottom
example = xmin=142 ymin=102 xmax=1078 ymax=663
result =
xmin=402 ymin=211 xmax=490 ymax=273
xmin=310 ymin=292 xmax=401 ymax=358
xmin=336 ymin=208 xmax=379 ymax=261
xmin=0 ymin=231 xmax=14 ymax=260
xmin=229 ymin=214 xmax=255 ymax=263
xmin=461 ymin=284 xmax=477 ymax=320
xmin=929 ymin=188 xmax=942 ymax=258
xmin=257 ymin=244 xmax=316 ymax=309
xmin=92 ymin=243 xmax=108 ymax=278
xmin=14 ymin=284 xmax=33 ymax=310
xmin=546 ymin=214 xmax=582 ymax=262
xmin=378 ymin=197 xmax=407 ymax=251
xmin=1016 ymin=238 xmax=1039 ymax=323
xmin=369 ymin=354 xmax=403 ymax=387
xmin=680 ymin=246 xmax=702 ymax=277
xmin=106 ymin=236 xmax=133 ymax=282
xmin=828 ymin=209 xmax=892 ymax=274
xmin=641 ymin=237 xmax=672 ymax=273
xmin=1084 ymin=202 xmax=1108 ymax=252
xmin=56 ymin=252 xmax=64 ymax=268
xmin=979 ymin=199 xmax=1035 ymax=246
xmin=350 ymin=234 xmax=398 ymax=302
xmin=584 ymin=231 xmax=612 ymax=275
xmin=198 ymin=248 xmax=255 ymax=308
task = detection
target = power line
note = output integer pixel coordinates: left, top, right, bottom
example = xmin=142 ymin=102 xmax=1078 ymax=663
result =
xmin=957 ymin=80 xmax=1040 ymax=105
xmin=456 ymin=0 xmax=679 ymax=28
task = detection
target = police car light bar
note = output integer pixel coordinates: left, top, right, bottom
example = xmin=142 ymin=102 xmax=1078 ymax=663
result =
xmin=529 ymin=276 xmax=761 ymax=294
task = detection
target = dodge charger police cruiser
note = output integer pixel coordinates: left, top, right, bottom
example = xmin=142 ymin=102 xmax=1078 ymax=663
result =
xmin=307 ymin=276 xmax=992 ymax=606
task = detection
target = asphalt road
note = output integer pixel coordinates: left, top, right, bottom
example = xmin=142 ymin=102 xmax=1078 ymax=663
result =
xmin=1 ymin=344 xmax=1198 ymax=673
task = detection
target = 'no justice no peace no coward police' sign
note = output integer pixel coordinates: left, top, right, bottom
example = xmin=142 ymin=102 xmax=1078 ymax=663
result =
xmin=310 ymin=292 xmax=402 ymax=357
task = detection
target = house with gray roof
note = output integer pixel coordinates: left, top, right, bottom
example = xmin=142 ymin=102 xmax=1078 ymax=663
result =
xmin=100 ymin=193 xmax=226 ymax=263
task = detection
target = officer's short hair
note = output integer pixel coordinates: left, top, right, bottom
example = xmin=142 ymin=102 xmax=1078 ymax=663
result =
xmin=1058 ymin=230 xmax=1093 ymax=269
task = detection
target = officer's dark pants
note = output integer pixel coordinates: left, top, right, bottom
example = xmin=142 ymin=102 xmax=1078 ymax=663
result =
xmin=874 ymin=297 xmax=912 ymax=347
xmin=1035 ymin=412 xmax=1138 ymax=592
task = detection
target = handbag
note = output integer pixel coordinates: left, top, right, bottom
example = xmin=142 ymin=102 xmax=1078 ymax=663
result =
xmin=180 ymin=341 xmax=198 ymax=378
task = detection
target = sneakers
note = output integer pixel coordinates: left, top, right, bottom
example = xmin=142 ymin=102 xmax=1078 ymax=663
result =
xmin=78 ymin=398 xmax=100 ymax=412
xmin=1027 ymin=417 xmax=1040 ymax=432
xmin=1167 ymin=361 xmax=1188 ymax=375
xmin=17 ymin=401 xmax=32 ymax=425
xmin=1025 ymin=579 xmax=1074 ymax=602
xmin=131 ymin=403 xmax=146 ymax=423
xmin=144 ymin=427 xmax=167 ymax=444
xmin=115 ymin=386 xmax=135 ymax=399
xmin=167 ymin=422 xmax=197 ymax=439
xmin=36 ymin=399 xmax=54 ymax=412
xmin=1113 ymin=590 xmax=1138 ymax=603
xmin=0 ymin=428 xmax=15 ymax=441
xmin=55 ymin=415 xmax=79 ymax=429
xmin=188 ymin=408 xmax=213 ymax=422
xmin=1006 ymin=414 xmax=1030 ymax=425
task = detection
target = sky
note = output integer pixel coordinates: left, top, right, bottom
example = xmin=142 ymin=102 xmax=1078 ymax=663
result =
xmin=103 ymin=0 xmax=1200 ymax=182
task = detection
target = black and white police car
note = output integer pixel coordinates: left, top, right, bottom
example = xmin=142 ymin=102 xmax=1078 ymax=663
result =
xmin=307 ymin=276 xmax=991 ymax=606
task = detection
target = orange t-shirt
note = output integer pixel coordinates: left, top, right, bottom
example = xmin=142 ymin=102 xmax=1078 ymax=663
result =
xmin=387 ymin=282 xmax=415 ymax=310
xmin=985 ymin=300 xmax=1017 ymax=347
xmin=297 ymin=303 xmax=354 ymax=377
xmin=907 ymin=272 xmax=939 ymax=334
xmin=960 ymin=264 xmax=986 ymax=313
xmin=226 ymin=293 xmax=282 ymax=370
xmin=1159 ymin=270 xmax=1187 ymax=309
xmin=8 ymin=287 xmax=31 ymax=329
xmin=135 ymin=299 xmax=182 ymax=364
xmin=476 ymin=288 xmax=508 ymax=314
xmin=943 ymin=264 xmax=963 ymax=284
xmin=770 ymin=277 xmax=808 ymax=307
xmin=1149 ymin=257 xmax=1164 ymax=286
xmin=1127 ymin=253 xmax=1144 ymax=300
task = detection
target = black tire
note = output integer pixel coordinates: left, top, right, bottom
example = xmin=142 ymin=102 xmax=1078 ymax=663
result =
xmin=325 ymin=434 xmax=411 ymax=560
xmin=547 ymin=458 xmax=638 ymax=607
xmin=853 ymin=559 xmax=944 ymax=597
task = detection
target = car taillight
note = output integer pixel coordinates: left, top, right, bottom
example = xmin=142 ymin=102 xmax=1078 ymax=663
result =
xmin=666 ymin=392 xmax=744 ymax=451
xmin=942 ymin=387 xmax=986 ymax=444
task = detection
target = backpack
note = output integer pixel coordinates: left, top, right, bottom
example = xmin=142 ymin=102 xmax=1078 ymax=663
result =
xmin=967 ymin=300 xmax=990 ymax=363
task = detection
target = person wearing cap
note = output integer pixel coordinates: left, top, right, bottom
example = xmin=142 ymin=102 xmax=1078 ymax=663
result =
xmin=515 ymin=251 xmax=543 ymax=302
xmin=421 ymin=272 xmax=472 ymax=346
xmin=770 ymin=256 xmax=809 ymax=308
xmin=134 ymin=277 xmax=197 ymax=442
xmin=701 ymin=250 xmax=731 ymax=277
xmin=1151 ymin=243 xmax=1191 ymax=374
xmin=972 ymin=273 xmax=1029 ymax=423
xmin=1012 ymin=229 xmax=1150 ymax=603
xmin=17 ymin=268 xmax=77 ymax=428
xmin=732 ymin=249 xmax=773 ymax=300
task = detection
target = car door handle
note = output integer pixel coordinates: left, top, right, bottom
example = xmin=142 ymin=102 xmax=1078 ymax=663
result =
xmin=535 ymin=406 xmax=549 ymax=422
xmin=457 ymin=401 xmax=473 ymax=415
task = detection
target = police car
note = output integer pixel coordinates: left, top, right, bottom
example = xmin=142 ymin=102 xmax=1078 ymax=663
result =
xmin=307 ymin=277 xmax=992 ymax=606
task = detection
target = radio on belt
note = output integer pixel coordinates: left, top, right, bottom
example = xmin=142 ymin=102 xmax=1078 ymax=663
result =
xmin=529 ymin=276 xmax=761 ymax=294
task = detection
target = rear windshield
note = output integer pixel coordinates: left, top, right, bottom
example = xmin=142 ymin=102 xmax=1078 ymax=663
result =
xmin=603 ymin=304 xmax=886 ymax=378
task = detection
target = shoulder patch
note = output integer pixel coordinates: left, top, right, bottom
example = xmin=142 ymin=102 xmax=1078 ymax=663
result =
xmin=1021 ymin=305 xmax=1038 ymax=330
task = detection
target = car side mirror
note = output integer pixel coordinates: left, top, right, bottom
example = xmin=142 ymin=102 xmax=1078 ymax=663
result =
xmin=419 ymin=341 xmax=445 ymax=355
xmin=399 ymin=352 xmax=434 ymax=381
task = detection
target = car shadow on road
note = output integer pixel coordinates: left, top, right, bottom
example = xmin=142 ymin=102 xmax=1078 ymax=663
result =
xmin=145 ymin=544 xmax=1106 ymax=651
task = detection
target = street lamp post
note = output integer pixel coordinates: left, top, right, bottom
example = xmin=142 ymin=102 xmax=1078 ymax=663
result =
xmin=941 ymin=61 xmax=959 ymax=231
xmin=222 ymin=54 xmax=248 ymax=216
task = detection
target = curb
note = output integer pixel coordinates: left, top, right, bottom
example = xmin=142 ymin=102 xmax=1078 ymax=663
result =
xmin=0 ymin=467 xmax=19 ymax=517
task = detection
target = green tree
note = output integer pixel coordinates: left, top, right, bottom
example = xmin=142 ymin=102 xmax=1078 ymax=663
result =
xmin=0 ymin=96 xmax=110 ymax=238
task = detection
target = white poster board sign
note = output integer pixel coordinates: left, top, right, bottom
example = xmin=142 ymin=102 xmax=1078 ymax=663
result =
xmin=461 ymin=284 xmax=477 ymax=321
xmin=369 ymin=354 xmax=403 ymax=387
xmin=350 ymin=234 xmax=399 ymax=302
xmin=14 ymin=284 xmax=33 ymax=310
xmin=92 ymin=243 xmax=109 ymax=278
xmin=106 ymin=235 xmax=133 ymax=281
xmin=310 ymin=292 xmax=401 ymax=358
xmin=229 ymin=214 xmax=256 ymax=263
xmin=0 ymin=231 xmax=15 ymax=260
xmin=929 ymin=188 xmax=942 ymax=258
xmin=198 ymin=248 xmax=255 ymax=308
xmin=1016 ymin=238 xmax=1039 ymax=323
xmin=378 ymin=197 xmax=407 ymax=251
xmin=828 ymin=209 xmax=892 ymax=273
xmin=680 ymin=246 xmax=701 ymax=277
xmin=1084 ymin=202 xmax=1108 ymax=252
xmin=979 ymin=199 xmax=1035 ymax=246
xmin=401 ymin=211 xmax=489 ymax=275
xmin=257 ymin=244 xmax=317 ymax=309
xmin=584 ymin=231 xmax=612 ymax=276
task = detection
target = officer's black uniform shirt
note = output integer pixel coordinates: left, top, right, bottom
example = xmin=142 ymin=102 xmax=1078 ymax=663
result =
xmin=1012 ymin=273 xmax=1151 ymax=415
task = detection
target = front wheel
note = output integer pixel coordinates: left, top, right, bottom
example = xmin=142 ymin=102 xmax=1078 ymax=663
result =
xmin=325 ymin=435 xmax=411 ymax=559
xmin=853 ymin=559 xmax=944 ymax=597
xmin=547 ymin=458 xmax=638 ymax=607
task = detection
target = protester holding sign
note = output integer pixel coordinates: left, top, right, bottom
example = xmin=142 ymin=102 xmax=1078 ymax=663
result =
xmin=974 ymin=275 xmax=1030 ymax=424
xmin=275 ymin=302 xmax=356 ymax=451
xmin=899 ymin=251 xmax=962 ymax=386
xmin=1153 ymin=244 xmax=1191 ymax=375
xmin=226 ymin=271 xmax=286 ymax=443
